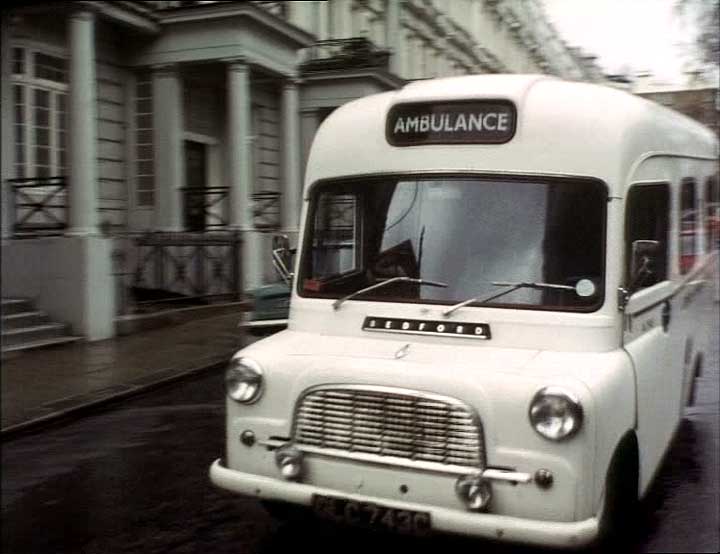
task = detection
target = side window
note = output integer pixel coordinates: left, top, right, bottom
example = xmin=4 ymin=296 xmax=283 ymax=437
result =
xmin=626 ymin=183 xmax=669 ymax=288
xmin=679 ymin=178 xmax=697 ymax=274
xmin=706 ymin=175 xmax=720 ymax=251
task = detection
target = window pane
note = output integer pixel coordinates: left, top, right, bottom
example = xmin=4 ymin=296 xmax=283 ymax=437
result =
xmin=35 ymin=108 xmax=49 ymax=127
xmin=36 ymin=147 xmax=50 ymax=165
xmin=35 ymin=128 xmax=49 ymax=146
xmin=680 ymin=179 xmax=697 ymax=274
xmin=137 ymin=129 xmax=153 ymax=145
xmin=138 ymin=190 xmax=154 ymax=206
xmin=136 ymin=74 xmax=154 ymax=207
xmin=707 ymin=176 xmax=720 ymax=251
xmin=310 ymin=194 xmax=358 ymax=278
xmin=302 ymin=177 xmax=606 ymax=311
xmin=13 ymin=85 xmax=24 ymax=104
xmin=137 ymin=98 xmax=152 ymax=114
xmin=137 ymin=114 xmax=152 ymax=129
xmin=138 ymin=160 xmax=153 ymax=175
xmin=12 ymin=47 xmax=25 ymax=75
xmin=34 ymin=89 xmax=50 ymax=108
xmin=138 ymin=175 xmax=154 ymax=190
xmin=626 ymin=184 xmax=669 ymax=287
xmin=34 ymin=53 xmax=67 ymax=83
xmin=137 ymin=143 xmax=153 ymax=159
xmin=13 ymin=85 xmax=26 ymax=178
xmin=137 ymin=82 xmax=152 ymax=98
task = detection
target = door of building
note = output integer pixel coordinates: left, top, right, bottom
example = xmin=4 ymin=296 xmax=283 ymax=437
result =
xmin=184 ymin=140 xmax=207 ymax=232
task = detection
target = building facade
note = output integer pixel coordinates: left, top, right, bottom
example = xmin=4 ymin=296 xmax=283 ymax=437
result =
xmin=1 ymin=0 xmax=605 ymax=342
xmin=634 ymin=73 xmax=720 ymax=138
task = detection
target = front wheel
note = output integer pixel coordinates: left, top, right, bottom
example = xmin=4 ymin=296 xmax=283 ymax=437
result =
xmin=598 ymin=438 xmax=640 ymax=547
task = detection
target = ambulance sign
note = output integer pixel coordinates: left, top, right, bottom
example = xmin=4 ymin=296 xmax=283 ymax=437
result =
xmin=387 ymin=100 xmax=516 ymax=146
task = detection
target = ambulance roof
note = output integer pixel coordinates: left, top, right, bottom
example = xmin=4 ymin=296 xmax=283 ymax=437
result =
xmin=305 ymin=74 xmax=718 ymax=197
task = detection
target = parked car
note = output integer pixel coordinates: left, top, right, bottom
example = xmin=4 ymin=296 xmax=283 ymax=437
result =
xmin=241 ymin=282 xmax=290 ymax=334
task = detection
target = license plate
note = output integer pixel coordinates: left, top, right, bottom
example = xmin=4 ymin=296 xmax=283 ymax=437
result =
xmin=311 ymin=494 xmax=432 ymax=536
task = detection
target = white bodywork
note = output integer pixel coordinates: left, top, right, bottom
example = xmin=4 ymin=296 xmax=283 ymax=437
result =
xmin=210 ymin=75 xmax=719 ymax=548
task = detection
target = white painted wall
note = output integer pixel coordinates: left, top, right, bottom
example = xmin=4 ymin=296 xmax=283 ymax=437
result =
xmin=1 ymin=236 xmax=116 ymax=340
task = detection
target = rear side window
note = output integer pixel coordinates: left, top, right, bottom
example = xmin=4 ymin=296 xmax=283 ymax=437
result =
xmin=679 ymin=178 xmax=697 ymax=274
xmin=626 ymin=183 xmax=669 ymax=287
xmin=706 ymin=175 xmax=719 ymax=251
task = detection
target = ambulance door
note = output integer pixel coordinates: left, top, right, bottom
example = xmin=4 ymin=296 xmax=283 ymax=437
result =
xmin=622 ymin=182 xmax=678 ymax=496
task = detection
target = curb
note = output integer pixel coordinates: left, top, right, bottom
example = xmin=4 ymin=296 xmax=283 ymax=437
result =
xmin=1 ymin=356 xmax=230 ymax=441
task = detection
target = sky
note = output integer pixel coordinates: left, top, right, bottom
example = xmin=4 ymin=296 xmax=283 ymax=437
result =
xmin=542 ymin=0 xmax=704 ymax=85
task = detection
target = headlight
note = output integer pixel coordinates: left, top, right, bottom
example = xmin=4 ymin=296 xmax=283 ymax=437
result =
xmin=225 ymin=357 xmax=264 ymax=403
xmin=528 ymin=387 xmax=583 ymax=441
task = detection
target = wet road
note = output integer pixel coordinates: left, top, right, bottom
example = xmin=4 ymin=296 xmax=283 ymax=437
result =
xmin=2 ymin=314 xmax=718 ymax=554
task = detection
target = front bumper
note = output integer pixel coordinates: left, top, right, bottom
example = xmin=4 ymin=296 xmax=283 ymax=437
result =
xmin=209 ymin=459 xmax=598 ymax=549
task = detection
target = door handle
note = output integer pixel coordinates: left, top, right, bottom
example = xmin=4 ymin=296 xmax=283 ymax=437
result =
xmin=661 ymin=301 xmax=671 ymax=332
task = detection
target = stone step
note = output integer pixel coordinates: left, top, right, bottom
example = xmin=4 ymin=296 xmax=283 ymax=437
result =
xmin=1 ymin=298 xmax=35 ymax=316
xmin=1 ymin=335 xmax=83 ymax=355
xmin=1 ymin=323 xmax=70 ymax=348
xmin=1 ymin=311 xmax=50 ymax=331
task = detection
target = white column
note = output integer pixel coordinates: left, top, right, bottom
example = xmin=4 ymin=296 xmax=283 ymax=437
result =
xmin=300 ymin=110 xmax=320 ymax=181
xmin=333 ymin=0 xmax=352 ymax=38
xmin=1 ymin=14 xmax=15 ymax=238
xmin=152 ymin=64 xmax=184 ymax=231
xmin=67 ymin=10 xmax=98 ymax=236
xmin=318 ymin=1 xmax=329 ymax=40
xmin=386 ymin=0 xmax=402 ymax=75
xmin=281 ymin=78 xmax=301 ymax=232
xmin=227 ymin=59 xmax=262 ymax=289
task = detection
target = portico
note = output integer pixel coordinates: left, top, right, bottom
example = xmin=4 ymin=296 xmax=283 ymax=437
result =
xmin=131 ymin=3 xmax=313 ymax=288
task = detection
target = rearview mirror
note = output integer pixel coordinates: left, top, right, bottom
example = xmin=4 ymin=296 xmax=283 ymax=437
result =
xmin=629 ymin=239 xmax=660 ymax=291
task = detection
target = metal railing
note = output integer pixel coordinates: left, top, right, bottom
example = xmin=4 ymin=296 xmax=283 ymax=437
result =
xmin=113 ymin=231 xmax=242 ymax=315
xmin=252 ymin=190 xmax=281 ymax=231
xmin=301 ymin=38 xmax=391 ymax=73
xmin=182 ymin=186 xmax=230 ymax=230
xmin=9 ymin=176 xmax=68 ymax=237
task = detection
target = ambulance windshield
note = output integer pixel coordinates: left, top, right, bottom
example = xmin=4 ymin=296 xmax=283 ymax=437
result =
xmin=298 ymin=176 xmax=606 ymax=312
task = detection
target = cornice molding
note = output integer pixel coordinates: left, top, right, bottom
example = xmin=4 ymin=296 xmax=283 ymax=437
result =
xmin=157 ymin=2 xmax=315 ymax=48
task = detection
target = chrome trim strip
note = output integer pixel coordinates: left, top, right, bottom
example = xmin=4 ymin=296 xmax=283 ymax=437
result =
xmin=258 ymin=438 xmax=531 ymax=484
xmin=481 ymin=468 xmax=533 ymax=484
xmin=363 ymin=327 xmax=490 ymax=340
xmin=240 ymin=319 xmax=288 ymax=328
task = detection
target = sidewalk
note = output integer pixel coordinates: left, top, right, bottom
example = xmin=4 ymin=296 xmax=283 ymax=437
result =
xmin=1 ymin=311 xmax=248 ymax=438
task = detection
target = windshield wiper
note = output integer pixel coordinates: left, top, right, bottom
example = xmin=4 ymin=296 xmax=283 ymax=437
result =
xmin=442 ymin=281 xmax=575 ymax=317
xmin=332 ymin=276 xmax=448 ymax=311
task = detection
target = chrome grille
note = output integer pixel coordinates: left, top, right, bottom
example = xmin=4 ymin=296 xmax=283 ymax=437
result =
xmin=293 ymin=386 xmax=484 ymax=468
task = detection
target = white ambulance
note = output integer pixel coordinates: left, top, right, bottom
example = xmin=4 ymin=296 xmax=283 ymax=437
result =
xmin=210 ymin=75 xmax=719 ymax=548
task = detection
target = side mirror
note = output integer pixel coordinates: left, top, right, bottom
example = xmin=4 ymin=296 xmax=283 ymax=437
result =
xmin=629 ymin=239 xmax=660 ymax=291
xmin=272 ymin=234 xmax=295 ymax=286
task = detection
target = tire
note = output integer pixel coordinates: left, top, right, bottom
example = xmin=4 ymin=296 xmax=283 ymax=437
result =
xmin=598 ymin=434 xmax=640 ymax=547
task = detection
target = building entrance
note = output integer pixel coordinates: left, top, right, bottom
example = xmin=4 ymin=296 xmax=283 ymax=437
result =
xmin=184 ymin=140 xmax=207 ymax=231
